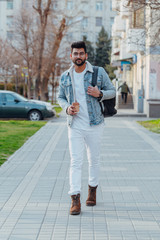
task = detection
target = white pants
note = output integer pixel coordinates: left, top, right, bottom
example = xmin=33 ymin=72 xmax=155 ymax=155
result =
xmin=68 ymin=124 xmax=104 ymax=195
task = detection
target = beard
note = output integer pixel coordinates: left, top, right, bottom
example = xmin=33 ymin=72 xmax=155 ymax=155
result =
xmin=74 ymin=58 xmax=86 ymax=66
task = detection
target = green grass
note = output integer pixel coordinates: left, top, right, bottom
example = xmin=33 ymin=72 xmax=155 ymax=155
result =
xmin=54 ymin=105 xmax=62 ymax=117
xmin=0 ymin=120 xmax=46 ymax=166
xmin=137 ymin=119 xmax=160 ymax=134
xmin=54 ymin=106 xmax=62 ymax=114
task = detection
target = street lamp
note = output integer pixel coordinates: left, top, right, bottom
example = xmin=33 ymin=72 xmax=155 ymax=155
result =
xmin=14 ymin=64 xmax=19 ymax=92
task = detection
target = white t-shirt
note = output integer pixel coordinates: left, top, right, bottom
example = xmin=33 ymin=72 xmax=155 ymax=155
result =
xmin=71 ymin=68 xmax=91 ymax=130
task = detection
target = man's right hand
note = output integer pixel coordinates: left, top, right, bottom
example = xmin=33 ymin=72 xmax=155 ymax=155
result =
xmin=67 ymin=105 xmax=78 ymax=115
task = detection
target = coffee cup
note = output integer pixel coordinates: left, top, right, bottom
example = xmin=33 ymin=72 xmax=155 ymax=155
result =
xmin=72 ymin=102 xmax=79 ymax=113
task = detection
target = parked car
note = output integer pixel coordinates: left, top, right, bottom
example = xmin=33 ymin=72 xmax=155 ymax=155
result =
xmin=0 ymin=90 xmax=55 ymax=121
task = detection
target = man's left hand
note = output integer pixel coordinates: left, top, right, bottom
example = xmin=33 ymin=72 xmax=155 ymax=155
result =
xmin=87 ymin=86 xmax=100 ymax=98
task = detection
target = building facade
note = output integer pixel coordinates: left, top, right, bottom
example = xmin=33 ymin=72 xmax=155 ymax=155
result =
xmin=111 ymin=0 xmax=160 ymax=117
xmin=63 ymin=0 xmax=116 ymax=45
xmin=0 ymin=0 xmax=22 ymax=41
xmin=0 ymin=0 xmax=116 ymax=45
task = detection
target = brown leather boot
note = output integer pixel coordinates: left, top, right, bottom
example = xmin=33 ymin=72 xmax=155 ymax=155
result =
xmin=70 ymin=194 xmax=81 ymax=215
xmin=86 ymin=185 xmax=97 ymax=206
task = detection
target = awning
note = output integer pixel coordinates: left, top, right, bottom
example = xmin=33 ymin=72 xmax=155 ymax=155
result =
xmin=119 ymin=57 xmax=133 ymax=63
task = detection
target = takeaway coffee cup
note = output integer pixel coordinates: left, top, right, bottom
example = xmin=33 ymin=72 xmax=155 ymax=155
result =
xmin=72 ymin=102 xmax=79 ymax=113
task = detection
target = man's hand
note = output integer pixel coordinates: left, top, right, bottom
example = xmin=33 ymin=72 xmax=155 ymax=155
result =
xmin=67 ymin=105 xmax=78 ymax=115
xmin=87 ymin=86 xmax=100 ymax=97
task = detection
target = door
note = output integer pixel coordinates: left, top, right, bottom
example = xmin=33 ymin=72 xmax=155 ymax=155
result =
xmin=0 ymin=93 xmax=5 ymax=117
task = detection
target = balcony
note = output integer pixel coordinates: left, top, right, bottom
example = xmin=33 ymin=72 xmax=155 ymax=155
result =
xmin=112 ymin=24 xmax=122 ymax=39
xmin=111 ymin=41 xmax=120 ymax=63
xmin=120 ymin=39 xmax=133 ymax=60
xmin=127 ymin=28 xmax=145 ymax=53
xmin=112 ymin=0 xmax=121 ymax=11
xmin=120 ymin=0 xmax=130 ymax=19
xmin=111 ymin=54 xmax=120 ymax=63
xmin=114 ymin=16 xmax=126 ymax=32
xmin=111 ymin=49 xmax=121 ymax=64
xmin=113 ymin=47 xmax=120 ymax=55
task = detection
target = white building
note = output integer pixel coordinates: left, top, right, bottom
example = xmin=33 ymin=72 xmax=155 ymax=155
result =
xmin=0 ymin=0 xmax=116 ymax=45
xmin=111 ymin=0 xmax=160 ymax=118
xmin=0 ymin=0 xmax=22 ymax=41
xmin=63 ymin=0 xmax=116 ymax=45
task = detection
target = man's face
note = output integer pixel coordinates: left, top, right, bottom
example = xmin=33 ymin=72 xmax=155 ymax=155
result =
xmin=70 ymin=48 xmax=88 ymax=66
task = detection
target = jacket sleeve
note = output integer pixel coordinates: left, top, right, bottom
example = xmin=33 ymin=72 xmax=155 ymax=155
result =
xmin=99 ymin=67 xmax=116 ymax=102
xmin=127 ymin=86 xmax=130 ymax=93
xmin=57 ymin=75 xmax=70 ymax=113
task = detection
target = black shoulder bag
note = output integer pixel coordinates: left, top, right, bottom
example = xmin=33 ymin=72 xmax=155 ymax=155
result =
xmin=92 ymin=66 xmax=117 ymax=117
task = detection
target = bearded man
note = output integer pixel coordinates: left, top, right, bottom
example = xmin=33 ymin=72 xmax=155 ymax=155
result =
xmin=58 ymin=41 xmax=116 ymax=215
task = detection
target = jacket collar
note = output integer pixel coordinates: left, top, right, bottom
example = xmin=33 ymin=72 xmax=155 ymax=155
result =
xmin=66 ymin=61 xmax=93 ymax=76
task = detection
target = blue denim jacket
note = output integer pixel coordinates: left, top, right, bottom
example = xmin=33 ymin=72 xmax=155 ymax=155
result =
xmin=58 ymin=61 xmax=116 ymax=127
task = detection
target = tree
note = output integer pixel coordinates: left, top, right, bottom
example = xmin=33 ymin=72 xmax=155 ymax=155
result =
xmin=0 ymin=39 xmax=16 ymax=90
xmin=32 ymin=0 xmax=82 ymax=101
xmin=1 ymin=0 xmax=84 ymax=100
xmin=40 ymin=18 xmax=66 ymax=101
xmin=12 ymin=0 xmax=67 ymax=101
xmin=13 ymin=9 xmax=36 ymax=98
xmin=83 ymin=31 xmax=116 ymax=79
xmin=83 ymin=36 xmax=95 ymax=65
xmin=95 ymin=27 xmax=111 ymax=68
xmin=32 ymin=0 xmax=52 ymax=99
xmin=105 ymin=64 xmax=116 ymax=80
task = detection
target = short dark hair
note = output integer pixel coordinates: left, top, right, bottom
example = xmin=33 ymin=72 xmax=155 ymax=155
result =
xmin=71 ymin=41 xmax=87 ymax=53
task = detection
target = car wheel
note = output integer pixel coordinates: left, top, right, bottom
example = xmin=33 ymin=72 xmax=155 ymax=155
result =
xmin=28 ymin=110 xmax=42 ymax=121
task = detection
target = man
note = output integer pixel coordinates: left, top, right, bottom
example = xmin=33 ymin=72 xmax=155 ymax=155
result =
xmin=58 ymin=41 xmax=116 ymax=215
xmin=118 ymin=81 xmax=130 ymax=104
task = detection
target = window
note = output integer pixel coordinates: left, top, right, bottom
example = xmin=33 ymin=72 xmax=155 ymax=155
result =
xmin=7 ymin=16 xmax=13 ymax=27
xmin=81 ymin=1 xmax=88 ymax=11
xmin=96 ymin=17 xmax=102 ymax=27
xmin=67 ymin=1 xmax=73 ymax=10
xmin=110 ymin=17 xmax=114 ymax=36
xmin=5 ymin=94 xmax=15 ymax=102
xmin=110 ymin=17 xmax=114 ymax=26
xmin=82 ymin=17 xmax=88 ymax=28
xmin=53 ymin=1 xmax=58 ymax=10
xmin=7 ymin=31 xmax=13 ymax=40
xmin=132 ymin=8 xmax=145 ymax=28
xmin=110 ymin=0 xmax=112 ymax=11
xmin=7 ymin=0 xmax=13 ymax=10
xmin=96 ymin=2 xmax=103 ymax=11
xmin=22 ymin=1 xmax=29 ymax=8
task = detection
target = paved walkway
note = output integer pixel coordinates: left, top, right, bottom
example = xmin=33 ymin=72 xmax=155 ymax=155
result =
xmin=0 ymin=112 xmax=160 ymax=240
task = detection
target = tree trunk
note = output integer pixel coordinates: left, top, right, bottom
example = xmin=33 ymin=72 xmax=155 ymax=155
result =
xmin=27 ymin=76 xmax=31 ymax=99
xmin=41 ymin=18 xmax=66 ymax=101
xmin=51 ymin=72 xmax=55 ymax=104
xmin=4 ymin=78 xmax=7 ymax=90
xmin=40 ymin=77 xmax=48 ymax=101
xmin=33 ymin=0 xmax=52 ymax=99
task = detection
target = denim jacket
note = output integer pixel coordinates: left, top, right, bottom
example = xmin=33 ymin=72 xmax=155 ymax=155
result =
xmin=58 ymin=61 xmax=116 ymax=127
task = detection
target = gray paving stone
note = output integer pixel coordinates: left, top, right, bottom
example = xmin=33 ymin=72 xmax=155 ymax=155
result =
xmin=9 ymin=235 xmax=37 ymax=240
xmin=0 ymin=117 xmax=160 ymax=239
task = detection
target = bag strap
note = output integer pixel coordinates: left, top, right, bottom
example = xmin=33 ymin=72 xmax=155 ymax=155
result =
xmin=92 ymin=66 xmax=104 ymax=114
xmin=92 ymin=66 xmax=99 ymax=87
